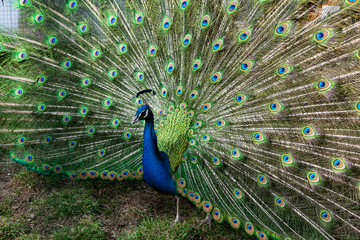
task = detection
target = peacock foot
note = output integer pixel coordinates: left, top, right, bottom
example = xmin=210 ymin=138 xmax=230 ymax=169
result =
xmin=196 ymin=213 xmax=212 ymax=229
xmin=173 ymin=215 xmax=182 ymax=225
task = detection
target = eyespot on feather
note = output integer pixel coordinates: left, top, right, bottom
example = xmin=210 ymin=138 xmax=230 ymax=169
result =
xmin=276 ymin=64 xmax=293 ymax=77
xmin=210 ymin=71 xmax=222 ymax=84
xmin=108 ymin=15 xmax=117 ymax=26
xmin=268 ymin=100 xmax=284 ymax=113
xmin=316 ymin=79 xmax=334 ymax=92
xmin=253 ymin=131 xmax=266 ymax=143
xmin=257 ymin=174 xmax=268 ymax=185
xmin=226 ymin=1 xmax=238 ymax=13
xmin=176 ymin=86 xmax=183 ymax=96
xmin=302 ymin=126 xmax=317 ymax=139
xmin=275 ymin=22 xmax=291 ymax=36
xmin=257 ymin=231 xmax=268 ymax=240
xmin=307 ymin=172 xmax=321 ymax=184
xmin=281 ymin=153 xmax=294 ymax=166
xmin=244 ymin=222 xmax=254 ymax=235
xmin=178 ymin=0 xmax=189 ymax=9
xmin=192 ymin=59 xmax=202 ymax=71
xmin=189 ymin=90 xmax=198 ymax=100
xmin=134 ymin=12 xmax=144 ymax=24
xmin=200 ymin=15 xmax=210 ymax=28
xmin=238 ymin=29 xmax=251 ymax=42
xmin=314 ymin=29 xmax=332 ymax=44
xmin=229 ymin=217 xmax=240 ymax=229
xmin=162 ymin=17 xmax=171 ymax=30
xmin=234 ymin=93 xmax=248 ymax=105
xmin=182 ymin=34 xmax=192 ymax=47
xmin=275 ymin=196 xmax=286 ymax=208
xmin=166 ymin=61 xmax=175 ymax=75
xmin=240 ymin=60 xmax=254 ymax=72
xmin=231 ymin=149 xmax=242 ymax=159
xmin=320 ymin=210 xmax=332 ymax=223
xmin=212 ymin=39 xmax=223 ymax=52
xmin=331 ymin=157 xmax=347 ymax=171
xmin=148 ymin=45 xmax=157 ymax=57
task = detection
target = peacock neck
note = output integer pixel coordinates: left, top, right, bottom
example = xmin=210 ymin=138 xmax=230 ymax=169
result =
xmin=143 ymin=115 xmax=159 ymax=155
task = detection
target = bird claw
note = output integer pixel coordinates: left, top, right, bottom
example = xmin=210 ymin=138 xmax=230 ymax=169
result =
xmin=196 ymin=213 xmax=212 ymax=229
xmin=173 ymin=216 xmax=181 ymax=225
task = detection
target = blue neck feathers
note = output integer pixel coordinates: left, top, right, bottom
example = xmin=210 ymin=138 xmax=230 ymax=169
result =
xmin=142 ymin=112 xmax=178 ymax=195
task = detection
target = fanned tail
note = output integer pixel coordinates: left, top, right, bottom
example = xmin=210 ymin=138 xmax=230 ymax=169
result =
xmin=1 ymin=0 xmax=360 ymax=239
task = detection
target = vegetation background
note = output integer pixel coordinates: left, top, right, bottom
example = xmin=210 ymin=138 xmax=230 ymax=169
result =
xmin=0 ymin=161 xmax=255 ymax=240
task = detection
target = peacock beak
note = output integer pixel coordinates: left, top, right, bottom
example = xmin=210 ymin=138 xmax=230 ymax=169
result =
xmin=132 ymin=116 xmax=140 ymax=124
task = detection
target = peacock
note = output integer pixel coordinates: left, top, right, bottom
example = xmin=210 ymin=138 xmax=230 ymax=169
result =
xmin=1 ymin=0 xmax=360 ymax=239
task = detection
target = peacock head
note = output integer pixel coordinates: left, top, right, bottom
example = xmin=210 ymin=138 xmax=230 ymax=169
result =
xmin=133 ymin=89 xmax=156 ymax=124
xmin=133 ymin=105 xmax=153 ymax=124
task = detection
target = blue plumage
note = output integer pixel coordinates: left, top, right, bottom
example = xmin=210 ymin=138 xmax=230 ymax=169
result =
xmin=134 ymin=105 xmax=178 ymax=196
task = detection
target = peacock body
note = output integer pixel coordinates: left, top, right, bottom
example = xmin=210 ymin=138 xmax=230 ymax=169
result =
xmin=1 ymin=0 xmax=360 ymax=239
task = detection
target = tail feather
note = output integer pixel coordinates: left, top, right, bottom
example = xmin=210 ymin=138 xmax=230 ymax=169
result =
xmin=1 ymin=0 xmax=360 ymax=239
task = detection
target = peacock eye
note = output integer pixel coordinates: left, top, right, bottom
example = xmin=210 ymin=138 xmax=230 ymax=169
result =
xmin=268 ymin=100 xmax=283 ymax=113
xmin=200 ymin=15 xmax=210 ymax=28
xmin=331 ymin=158 xmax=346 ymax=171
xmin=275 ymin=22 xmax=291 ymax=36
xmin=166 ymin=61 xmax=175 ymax=75
xmin=234 ymin=93 xmax=248 ymax=105
xmin=240 ymin=60 xmax=254 ymax=72
xmin=216 ymin=119 xmax=227 ymax=128
xmin=253 ymin=131 xmax=265 ymax=143
xmin=202 ymin=103 xmax=212 ymax=112
xmin=189 ymin=90 xmax=198 ymax=100
xmin=307 ymin=172 xmax=321 ymax=184
xmin=320 ymin=210 xmax=332 ymax=223
xmin=192 ymin=59 xmax=201 ymax=71
xmin=245 ymin=222 xmax=254 ymax=235
xmin=179 ymin=0 xmax=189 ymax=9
xmin=79 ymin=106 xmax=88 ymax=116
xmin=176 ymin=86 xmax=183 ymax=96
xmin=108 ymin=15 xmax=117 ymax=26
xmin=227 ymin=1 xmax=238 ymax=13
xmin=238 ymin=29 xmax=251 ymax=42
xmin=92 ymin=49 xmax=101 ymax=58
xmin=49 ymin=37 xmax=57 ymax=46
xmin=119 ymin=44 xmax=127 ymax=54
xmin=212 ymin=39 xmax=223 ymax=52
xmin=79 ymin=23 xmax=88 ymax=33
xmin=281 ymin=153 xmax=294 ymax=165
xmin=257 ymin=232 xmax=267 ymax=240
xmin=162 ymin=17 xmax=171 ymax=30
xmin=20 ymin=0 xmax=29 ymax=6
xmin=302 ymin=126 xmax=317 ymax=139
xmin=314 ymin=29 xmax=332 ymax=43
xmin=68 ymin=1 xmax=77 ymax=10
xmin=276 ymin=64 xmax=293 ymax=77
xmin=148 ymin=45 xmax=157 ymax=56
xmin=210 ymin=71 xmax=222 ymax=84
xmin=257 ymin=174 xmax=268 ymax=185
xmin=35 ymin=13 xmax=44 ymax=23
xmin=275 ymin=196 xmax=286 ymax=208
xmin=182 ymin=34 xmax=192 ymax=47
xmin=231 ymin=149 xmax=242 ymax=159
xmin=316 ymin=79 xmax=333 ymax=92
xmin=81 ymin=78 xmax=90 ymax=87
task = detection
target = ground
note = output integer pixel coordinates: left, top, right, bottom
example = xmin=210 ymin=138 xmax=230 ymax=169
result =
xmin=0 ymin=160 xmax=255 ymax=240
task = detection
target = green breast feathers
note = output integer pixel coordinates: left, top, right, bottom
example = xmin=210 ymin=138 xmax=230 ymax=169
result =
xmin=156 ymin=108 xmax=191 ymax=172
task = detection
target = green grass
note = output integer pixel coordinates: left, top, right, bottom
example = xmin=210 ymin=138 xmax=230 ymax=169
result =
xmin=52 ymin=217 xmax=106 ymax=240
xmin=0 ymin=166 xmax=253 ymax=240
xmin=31 ymin=188 xmax=99 ymax=220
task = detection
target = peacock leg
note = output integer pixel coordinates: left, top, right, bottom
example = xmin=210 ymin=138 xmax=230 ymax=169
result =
xmin=173 ymin=195 xmax=181 ymax=225
xmin=196 ymin=213 xmax=212 ymax=229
